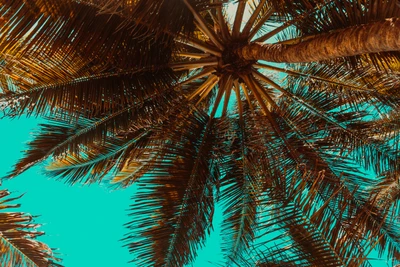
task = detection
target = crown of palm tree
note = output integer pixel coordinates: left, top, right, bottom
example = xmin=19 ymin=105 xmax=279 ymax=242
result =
xmin=0 ymin=0 xmax=399 ymax=266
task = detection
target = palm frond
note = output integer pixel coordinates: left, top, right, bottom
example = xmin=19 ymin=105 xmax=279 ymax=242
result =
xmin=84 ymin=0 xmax=221 ymax=38
xmin=0 ymin=68 xmax=177 ymax=118
xmin=5 ymin=86 xmax=184 ymax=179
xmin=0 ymin=189 xmax=62 ymax=267
xmin=245 ymin=165 xmax=376 ymax=266
xmin=219 ymin=113 xmax=261 ymax=262
xmin=125 ymin=110 xmax=219 ymax=266
xmin=0 ymin=0 xmax=174 ymax=69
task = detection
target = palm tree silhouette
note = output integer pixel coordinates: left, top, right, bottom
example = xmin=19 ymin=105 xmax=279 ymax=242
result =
xmin=0 ymin=0 xmax=399 ymax=266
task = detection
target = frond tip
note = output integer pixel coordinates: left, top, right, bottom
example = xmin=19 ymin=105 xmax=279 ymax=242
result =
xmin=0 ymin=189 xmax=62 ymax=267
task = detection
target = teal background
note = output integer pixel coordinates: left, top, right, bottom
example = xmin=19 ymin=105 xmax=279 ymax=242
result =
xmin=0 ymin=117 xmax=223 ymax=267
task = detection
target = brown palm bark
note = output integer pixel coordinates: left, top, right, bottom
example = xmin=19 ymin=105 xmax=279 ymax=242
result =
xmin=237 ymin=18 xmax=400 ymax=63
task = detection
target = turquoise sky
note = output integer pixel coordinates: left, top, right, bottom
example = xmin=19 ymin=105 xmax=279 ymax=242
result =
xmin=0 ymin=117 xmax=223 ymax=267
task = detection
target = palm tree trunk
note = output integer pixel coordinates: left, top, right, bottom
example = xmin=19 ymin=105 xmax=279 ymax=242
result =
xmin=237 ymin=18 xmax=400 ymax=63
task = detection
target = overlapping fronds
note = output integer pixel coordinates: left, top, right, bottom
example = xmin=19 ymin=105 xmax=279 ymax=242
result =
xmin=83 ymin=0 xmax=223 ymax=38
xmin=0 ymin=0 xmax=174 ymax=69
xmin=125 ymin=110 xmax=219 ymax=266
xmin=278 ymin=63 xmax=400 ymax=174
xmin=5 ymin=84 xmax=184 ymax=179
xmin=0 ymin=0 xmax=399 ymax=266
xmin=218 ymin=111 xmax=262 ymax=262
xmin=0 ymin=189 xmax=61 ymax=267
xmin=1 ymin=69 xmax=177 ymax=118
xmin=0 ymin=0 xmax=177 ymax=116
xmin=233 ymin=166 xmax=379 ymax=267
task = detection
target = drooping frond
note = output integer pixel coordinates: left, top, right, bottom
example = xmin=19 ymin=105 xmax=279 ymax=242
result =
xmin=5 ymin=85 xmax=184 ymax=179
xmin=238 ymin=165 xmax=378 ymax=267
xmin=219 ymin=111 xmax=261 ymax=262
xmin=0 ymin=0 xmax=177 ymax=115
xmin=0 ymin=0 xmax=174 ymax=70
xmin=125 ymin=110 xmax=219 ymax=266
xmin=273 ymin=66 xmax=400 ymax=174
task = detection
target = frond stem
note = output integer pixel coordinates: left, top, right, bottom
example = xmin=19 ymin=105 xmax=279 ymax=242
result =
xmin=180 ymin=67 xmax=216 ymax=86
xmin=240 ymin=82 xmax=255 ymax=111
xmin=233 ymin=80 xmax=244 ymax=119
xmin=216 ymin=6 xmax=230 ymax=42
xmin=221 ymin=75 xmax=233 ymax=117
xmin=248 ymin=7 xmax=274 ymax=41
xmin=170 ymin=58 xmax=218 ymax=71
xmin=188 ymin=74 xmax=219 ymax=101
xmin=241 ymin=0 xmax=267 ymax=37
xmin=232 ymin=1 xmax=246 ymax=37
xmin=177 ymin=52 xmax=211 ymax=59
xmin=254 ymin=63 xmax=373 ymax=92
xmin=177 ymin=37 xmax=222 ymax=57
xmin=182 ymin=0 xmax=224 ymax=50
xmin=0 ymin=230 xmax=39 ymax=267
xmin=242 ymin=74 xmax=301 ymax=163
xmin=195 ymin=77 xmax=219 ymax=105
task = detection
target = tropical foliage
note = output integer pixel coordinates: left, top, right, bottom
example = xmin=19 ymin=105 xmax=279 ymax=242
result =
xmin=0 ymin=0 xmax=399 ymax=266
xmin=0 ymin=188 xmax=61 ymax=267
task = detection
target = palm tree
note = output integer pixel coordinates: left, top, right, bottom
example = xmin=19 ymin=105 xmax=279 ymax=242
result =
xmin=0 ymin=0 xmax=399 ymax=266
xmin=0 ymin=188 xmax=61 ymax=266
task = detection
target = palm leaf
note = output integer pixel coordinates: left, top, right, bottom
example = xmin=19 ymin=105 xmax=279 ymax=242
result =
xmin=125 ymin=110 xmax=219 ymax=266
xmin=85 ymin=0 xmax=219 ymax=38
xmin=5 ymin=85 xmax=182 ymax=179
xmin=246 ymin=166 xmax=375 ymax=266
xmin=0 ymin=189 xmax=62 ymax=267
xmin=0 ymin=68 xmax=178 ymax=117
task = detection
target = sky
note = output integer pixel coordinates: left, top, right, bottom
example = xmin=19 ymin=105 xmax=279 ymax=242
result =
xmin=0 ymin=116 xmax=223 ymax=267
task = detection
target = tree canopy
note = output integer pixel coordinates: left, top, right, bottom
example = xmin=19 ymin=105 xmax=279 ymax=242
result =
xmin=0 ymin=0 xmax=399 ymax=266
